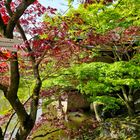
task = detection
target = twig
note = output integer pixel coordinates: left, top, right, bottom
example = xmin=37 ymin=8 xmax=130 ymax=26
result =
xmin=3 ymin=96 xmax=31 ymax=137
xmin=9 ymin=121 xmax=19 ymax=140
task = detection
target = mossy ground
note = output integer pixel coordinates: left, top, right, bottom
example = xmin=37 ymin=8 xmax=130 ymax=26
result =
xmin=93 ymin=115 xmax=140 ymax=140
xmin=31 ymin=114 xmax=140 ymax=140
xmin=30 ymin=111 xmax=96 ymax=140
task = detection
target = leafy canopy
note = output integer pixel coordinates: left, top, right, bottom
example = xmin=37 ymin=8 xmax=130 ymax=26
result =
xmin=66 ymin=0 xmax=140 ymax=34
xmin=42 ymin=54 xmax=140 ymax=111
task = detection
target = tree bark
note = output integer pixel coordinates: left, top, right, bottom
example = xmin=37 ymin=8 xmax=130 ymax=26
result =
xmin=122 ymin=87 xmax=135 ymax=116
xmin=0 ymin=0 xmax=42 ymax=139
xmin=126 ymin=94 xmax=135 ymax=116
xmin=0 ymin=127 xmax=4 ymax=140
xmin=91 ymin=102 xmax=102 ymax=122
xmin=0 ymin=14 xmax=6 ymax=35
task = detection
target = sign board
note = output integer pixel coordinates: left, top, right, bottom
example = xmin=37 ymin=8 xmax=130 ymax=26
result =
xmin=0 ymin=38 xmax=22 ymax=52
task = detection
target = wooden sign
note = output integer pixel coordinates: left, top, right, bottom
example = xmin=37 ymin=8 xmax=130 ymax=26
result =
xmin=0 ymin=38 xmax=22 ymax=51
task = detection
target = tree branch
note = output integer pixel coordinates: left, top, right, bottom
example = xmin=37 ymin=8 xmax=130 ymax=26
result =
xmin=36 ymin=49 xmax=48 ymax=66
xmin=9 ymin=121 xmax=19 ymax=140
xmin=13 ymin=17 xmax=42 ymax=123
xmin=0 ymin=127 xmax=3 ymax=140
xmin=0 ymin=14 xmax=6 ymax=35
xmin=2 ymin=1 xmax=31 ymax=131
xmin=5 ymin=0 xmax=35 ymax=37
xmin=1 ymin=1 xmax=37 ymax=139
xmin=121 ymin=86 xmax=128 ymax=101
xmin=5 ymin=0 xmax=34 ymax=54
xmin=30 ymin=64 xmax=42 ymax=121
xmin=3 ymin=96 xmax=32 ymax=137
xmin=12 ymin=14 xmax=42 ymax=123
xmin=1 ymin=0 xmax=42 ymax=139
xmin=0 ymin=83 xmax=7 ymax=94
xmin=10 ymin=15 xmax=42 ymax=124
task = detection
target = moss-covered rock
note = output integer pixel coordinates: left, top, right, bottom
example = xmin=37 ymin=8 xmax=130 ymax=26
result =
xmin=92 ymin=116 xmax=140 ymax=140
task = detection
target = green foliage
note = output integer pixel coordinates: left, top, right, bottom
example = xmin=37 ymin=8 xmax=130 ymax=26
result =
xmin=43 ymin=98 xmax=56 ymax=107
xmin=66 ymin=0 xmax=140 ymax=34
xmin=43 ymin=55 xmax=140 ymax=113
xmin=67 ymin=0 xmax=74 ymax=5
xmin=0 ymin=75 xmax=36 ymax=115
xmin=0 ymin=91 xmax=11 ymax=115
xmin=90 ymin=96 xmax=122 ymax=111
xmin=41 ymin=0 xmax=140 ymax=116
xmin=42 ymin=69 xmax=72 ymax=90
xmin=42 ymin=0 xmax=139 ymax=51
xmin=70 ymin=61 xmax=140 ymax=93
xmin=18 ymin=78 xmax=34 ymax=101
xmin=131 ymin=54 xmax=140 ymax=65
xmin=70 ymin=60 xmax=140 ymax=113
xmin=44 ymin=58 xmax=140 ymax=92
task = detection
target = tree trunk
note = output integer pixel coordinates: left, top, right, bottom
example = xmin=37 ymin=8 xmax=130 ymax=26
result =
xmin=16 ymin=116 xmax=34 ymax=140
xmin=122 ymin=87 xmax=135 ymax=117
xmin=91 ymin=102 xmax=102 ymax=122
xmin=0 ymin=1 xmax=41 ymax=139
xmin=0 ymin=127 xmax=3 ymax=140
xmin=125 ymin=102 xmax=135 ymax=116
xmin=126 ymin=94 xmax=135 ymax=117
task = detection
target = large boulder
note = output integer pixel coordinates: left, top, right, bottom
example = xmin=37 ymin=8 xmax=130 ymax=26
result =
xmin=66 ymin=90 xmax=90 ymax=112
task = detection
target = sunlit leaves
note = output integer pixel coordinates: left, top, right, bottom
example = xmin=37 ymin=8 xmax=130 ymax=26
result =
xmin=90 ymin=95 xmax=122 ymax=111
xmin=65 ymin=0 xmax=140 ymax=44
xmin=0 ymin=62 xmax=8 ymax=73
xmin=42 ymin=0 xmax=139 ymax=54
xmin=43 ymin=55 xmax=140 ymax=96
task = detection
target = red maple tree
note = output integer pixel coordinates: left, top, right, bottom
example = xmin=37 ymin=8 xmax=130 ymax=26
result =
xmin=0 ymin=1 xmax=57 ymax=139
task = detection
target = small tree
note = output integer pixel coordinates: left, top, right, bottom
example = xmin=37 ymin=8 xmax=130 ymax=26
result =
xmin=52 ymin=0 xmax=140 ymax=61
xmin=0 ymin=0 xmax=52 ymax=139
xmin=41 ymin=54 xmax=140 ymax=120
xmin=69 ymin=56 xmax=140 ymax=117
